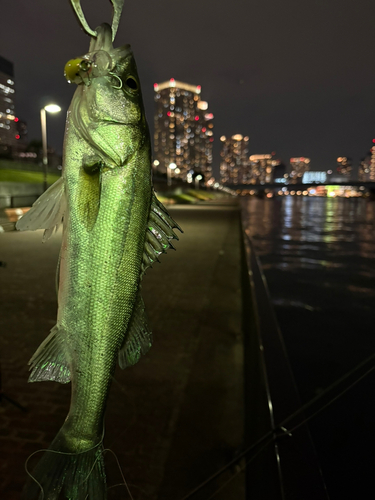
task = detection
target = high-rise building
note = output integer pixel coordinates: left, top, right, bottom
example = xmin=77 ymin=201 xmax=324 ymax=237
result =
xmin=0 ymin=56 xmax=19 ymax=158
xmin=219 ymin=134 xmax=250 ymax=184
xmin=153 ymin=79 xmax=213 ymax=182
xmin=336 ymin=157 xmax=352 ymax=178
xmin=367 ymin=142 xmax=375 ymax=181
xmin=358 ymin=140 xmax=375 ymax=181
xmin=249 ymin=154 xmax=279 ymax=184
xmin=359 ymin=148 xmax=372 ymax=182
xmin=289 ymin=157 xmax=310 ymax=183
xmin=358 ymin=157 xmax=369 ymax=181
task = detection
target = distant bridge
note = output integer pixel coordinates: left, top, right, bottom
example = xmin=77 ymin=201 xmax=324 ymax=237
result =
xmin=225 ymin=181 xmax=375 ymax=191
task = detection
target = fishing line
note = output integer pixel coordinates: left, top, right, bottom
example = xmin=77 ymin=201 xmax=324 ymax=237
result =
xmin=180 ymin=353 xmax=375 ymax=499
xmin=179 ymin=434 xmax=276 ymax=500
xmin=205 ymin=440 xmax=274 ymax=500
xmin=25 ymin=449 xmax=47 ymax=500
xmin=104 ymin=448 xmax=135 ymax=500
xmin=286 ymin=361 xmax=375 ymax=435
xmin=278 ymin=352 xmax=375 ymax=431
xmin=81 ymin=451 xmax=103 ymax=487
xmin=24 ymin=440 xmax=104 ymax=499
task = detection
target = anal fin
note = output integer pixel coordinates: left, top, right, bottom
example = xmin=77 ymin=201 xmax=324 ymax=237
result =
xmin=29 ymin=325 xmax=71 ymax=383
xmin=118 ymin=293 xmax=152 ymax=369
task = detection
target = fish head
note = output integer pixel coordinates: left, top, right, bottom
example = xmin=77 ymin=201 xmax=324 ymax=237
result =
xmin=64 ymin=23 xmax=148 ymax=167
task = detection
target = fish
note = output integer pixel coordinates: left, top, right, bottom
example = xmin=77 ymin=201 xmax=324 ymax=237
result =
xmin=16 ymin=1 xmax=181 ymax=499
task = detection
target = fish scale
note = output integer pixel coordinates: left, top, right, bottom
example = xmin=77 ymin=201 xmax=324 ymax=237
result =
xmin=16 ymin=9 xmax=181 ymax=499
xmin=60 ymin=147 xmax=151 ymax=441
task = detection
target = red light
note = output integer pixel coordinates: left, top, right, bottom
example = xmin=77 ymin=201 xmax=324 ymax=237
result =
xmin=195 ymin=116 xmax=199 ymax=121
xmin=202 ymin=127 xmax=206 ymax=132
xmin=372 ymin=139 xmax=375 ymax=143
xmin=167 ymin=111 xmax=171 ymax=116
xmin=14 ymin=117 xmax=19 ymax=122
xmin=197 ymin=85 xmax=201 ymax=90
xmin=15 ymin=134 xmax=20 ymax=140
xmin=154 ymin=83 xmax=158 ymax=88
xmin=209 ymin=138 xmax=214 ymax=142
xmin=170 ymin=78 xmax=175 ymax=82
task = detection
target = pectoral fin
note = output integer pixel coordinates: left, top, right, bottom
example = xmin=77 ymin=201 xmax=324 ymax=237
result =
xmin=141 ymin=193 xmax=182 ymax=276
xmin=118 ymin=293 xmax=152 ymax=368
xmin=16 ymin=177 xmax=66 ymax=241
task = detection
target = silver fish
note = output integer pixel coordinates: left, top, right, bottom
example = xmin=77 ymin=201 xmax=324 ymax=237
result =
xmin=17 ymin=1 xmax=181 ymax=498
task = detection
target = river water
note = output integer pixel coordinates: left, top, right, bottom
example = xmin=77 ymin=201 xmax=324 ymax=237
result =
xmin=241 ymin=196 xmax=375 ymax=500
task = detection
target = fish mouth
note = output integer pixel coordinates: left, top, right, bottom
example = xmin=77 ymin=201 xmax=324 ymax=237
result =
xmin=64 ymin=40 xmax=132 ymax=86
xmin=64 ymin=21 xmax=133 ymax=86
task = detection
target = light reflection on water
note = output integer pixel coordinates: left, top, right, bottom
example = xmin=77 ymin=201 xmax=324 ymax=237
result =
xmin=241 ymin=195 xmax=375 ymax=387
xmin=243 ymin=196 xmax=375 ymax=280
xmin=241 ymin=196 xmax=375 ymax=498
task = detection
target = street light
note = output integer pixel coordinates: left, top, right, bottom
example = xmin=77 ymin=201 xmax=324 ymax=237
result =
xmin=167 ymin=162 xmax=176 ymax=187
xmin=40 ymin=104 xmax=61 ymax=191
xmin=195 ymin=174 xmax=203 ymax=190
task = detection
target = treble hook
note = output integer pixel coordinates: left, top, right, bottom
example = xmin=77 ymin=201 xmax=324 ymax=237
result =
xmin=70 ymin=0 xmax=125 ymax=41
xmin=109 ymin=72 xmax=123 ymax=89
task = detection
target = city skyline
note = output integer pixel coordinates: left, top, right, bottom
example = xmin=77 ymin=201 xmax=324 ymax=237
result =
xmin=1 ymin=1 xmax=375 ymax=177
xmin=1 ymin=52 xmax=373 ymax=184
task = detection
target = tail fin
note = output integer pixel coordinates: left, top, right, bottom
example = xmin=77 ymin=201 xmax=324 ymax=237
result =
xmin=24 ymin=430 xmax=106 ymax=500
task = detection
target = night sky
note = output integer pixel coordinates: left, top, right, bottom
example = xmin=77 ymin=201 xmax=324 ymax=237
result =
xmin=2 ymin=0 xmax=375 ymax=176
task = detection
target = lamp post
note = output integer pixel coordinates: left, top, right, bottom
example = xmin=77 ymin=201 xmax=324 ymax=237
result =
xmin=167 ymin=162 xmax=177 ymax=187
xmin=40 ymin=104 xmax=61 ymax=191
xmin=195 ymin=174 xmax=203 ymax=190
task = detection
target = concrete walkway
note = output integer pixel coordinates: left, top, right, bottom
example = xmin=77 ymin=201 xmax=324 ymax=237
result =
xmin=0 ymin=201 xmax=245 ymax=500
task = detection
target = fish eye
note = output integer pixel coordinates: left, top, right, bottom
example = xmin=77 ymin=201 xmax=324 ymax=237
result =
xmin=125 ymin=76 xmax=138 ymax=91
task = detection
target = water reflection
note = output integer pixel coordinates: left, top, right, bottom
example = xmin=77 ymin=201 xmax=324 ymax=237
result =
xmin=243 ymin=196 xmax=375 ymax=265
xmin=241 ymin=195 xmax=375 ymax=500
xmin=241 ymin=196 xmax=375 ymax=387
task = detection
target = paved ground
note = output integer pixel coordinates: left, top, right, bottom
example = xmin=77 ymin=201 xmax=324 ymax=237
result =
xmin=0 ymin=201 xmax=245 ymax=500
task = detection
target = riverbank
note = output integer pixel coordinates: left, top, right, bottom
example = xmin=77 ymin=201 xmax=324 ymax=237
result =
xmin=0 ymin=201 xmax=245 ymax=500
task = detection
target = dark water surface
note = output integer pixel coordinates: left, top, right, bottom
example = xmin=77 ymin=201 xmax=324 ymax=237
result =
xmin=241 ymin=196 xmax=375 ymax=500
